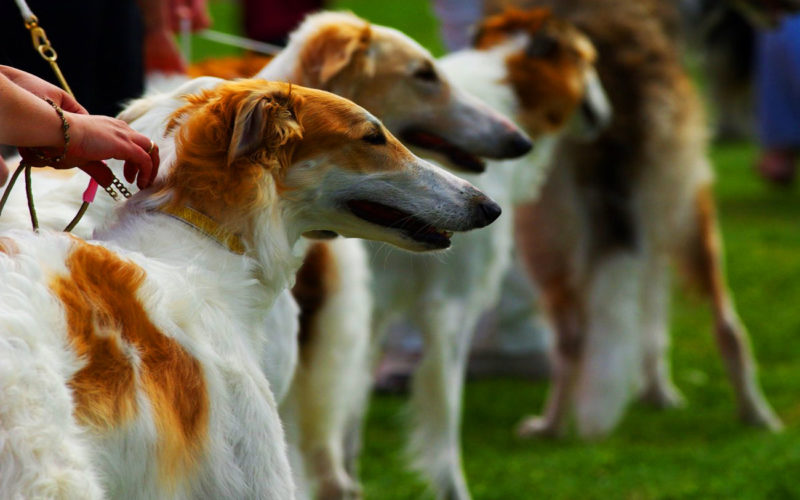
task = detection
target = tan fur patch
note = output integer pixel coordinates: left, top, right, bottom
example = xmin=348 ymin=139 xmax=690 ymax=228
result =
xmin=298 ymin=22 xmax=373 ymax=86
xmin=684 ymin=185 xmax=726 ymax=301
xmin=188 ymin=54 xmax=273 ymax=80
xmin=474 ymin=8 xmax=551 ymax=49
xmin=52 ymin=241 xmax=209 ymax=484
xmin=476 ymin=8 xmax=595 ymax=134
xmin=292 ymin=242 xmax=338 ymax=356
xmin=0 ymin=236 xmax=19 ymax=255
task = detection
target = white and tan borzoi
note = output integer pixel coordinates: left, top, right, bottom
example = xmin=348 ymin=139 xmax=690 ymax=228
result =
xmin=290 ymin=10 xmax=611 ymax=500
xmin=0 ymin=12 xmax=532 ymax=499
xmin=0 ymin=79 xmax=501 ymax=499
xmin=497 ymin=0 xmax=782 ymax=439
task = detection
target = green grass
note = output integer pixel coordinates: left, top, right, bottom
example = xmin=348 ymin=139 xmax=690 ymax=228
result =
xmin=359 ymin=143 xmax=800 ymax=499
xmin=196 ymin=3 xmax=800 ymax=498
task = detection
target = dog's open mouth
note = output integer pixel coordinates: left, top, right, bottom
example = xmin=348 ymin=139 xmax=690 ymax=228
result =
xmin=346 ymin=200 xmax=453 ymax=249
xmin=400 ymin=129 xmax=486 ymax=173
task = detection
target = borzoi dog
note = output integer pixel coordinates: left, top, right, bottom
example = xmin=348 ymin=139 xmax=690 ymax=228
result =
xmin=493 ymin=1 xmax=783 ymax=438
xmin=252 ymin=11 xmax=532 ymax=499
xmin=291 ymin=10 xmax=610 ymax=499
xmin=0 ymin=12 xmax=531 ymax=498
xmin=0 ymin=79 xmax=500 ymax=499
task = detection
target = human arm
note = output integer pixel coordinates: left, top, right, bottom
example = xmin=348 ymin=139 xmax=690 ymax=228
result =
xmin=138 ymin=0 xmax=189 ymax=74
xmin=0 ymin=70 xmax=159 ymax=189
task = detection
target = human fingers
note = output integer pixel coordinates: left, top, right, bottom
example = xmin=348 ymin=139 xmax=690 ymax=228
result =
xmin=118 ymin=140 xmax=154 ymax=189
xmin=144 ymin=30 xmax=188 ymax=74
xmin=59 ymin=91 xmax=89 ymax=115
xmin=190 ymin=0 xmax=211 ymax=31
xmin=17 ymin=147 xmax=53 ymax=168
xmin=18 ymin=74 xmax=88 ymax=114
xmin=148 ymin=142 xmax=160 ymax=186
xmin=0 ymin=156 xmax=8 ymax=186
xmin=79 ymin=160 xmax=114 ymax=188
xmin=127 ymin=133 xmax=160 ymax=187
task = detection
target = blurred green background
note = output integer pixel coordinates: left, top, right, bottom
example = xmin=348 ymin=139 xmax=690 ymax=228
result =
xmin=193 ymin=1 xmax=800 ymax=498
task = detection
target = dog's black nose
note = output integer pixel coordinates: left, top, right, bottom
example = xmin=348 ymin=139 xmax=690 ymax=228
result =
xmin=475 ymin=199 xmax=502 ymax=228
xmin=502 ymin=133 xmax=534 ymax=159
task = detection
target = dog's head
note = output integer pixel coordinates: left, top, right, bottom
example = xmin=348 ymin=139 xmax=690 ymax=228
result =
xmin=474 ymin=8 xmax=611 ymax=140
xmin=276 ymin=11 xmax=532 ymax=174
xmin=155 ymin=79 xmax=500 ymax=252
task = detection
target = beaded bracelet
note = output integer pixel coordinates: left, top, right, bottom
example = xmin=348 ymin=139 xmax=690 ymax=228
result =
xmin=32 ymin=97 xmax=70 ymax=164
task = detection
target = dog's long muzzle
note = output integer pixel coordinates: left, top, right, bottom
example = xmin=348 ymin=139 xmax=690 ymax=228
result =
xmin=578 ymin=68 xmax=612 ymax=138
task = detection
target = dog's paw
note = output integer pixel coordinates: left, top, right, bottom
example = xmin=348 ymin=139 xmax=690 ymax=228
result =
xmin=440 ymin=472 xmax=471 ymax=500
xmin=742 ymin=404 xmax=784 ymax=432
xmin=515 ymin=415 xmax=562 ymax=439
xmin=639 ymin=382 xmax=686 ymax=409
xmin=318 ymin=478 xmax=362 ymax=500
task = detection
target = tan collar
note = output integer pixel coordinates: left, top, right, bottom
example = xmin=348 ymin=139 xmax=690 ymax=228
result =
xmin=157 ymin=205 xmax=246 ymax=255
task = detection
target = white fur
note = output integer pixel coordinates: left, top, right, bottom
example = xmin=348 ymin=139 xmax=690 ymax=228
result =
xmin=292 ymin=40 xmax=569 ymax=500
xmin=0 ymin=72 xmax=495 ymax=497
xmin=281 ymin=237 xmax=373 ymax=500
xmin=248 ymin=13 xmax=539 ymax=500
xmin=0 ymin=216 xmax=295 ymax=499
xmin=368 ymin=46 xmax=555 ymax=498
xmin=0 ymin=13 xmax=524 ymax=499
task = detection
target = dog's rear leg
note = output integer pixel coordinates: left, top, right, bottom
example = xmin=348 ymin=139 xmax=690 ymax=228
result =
xmin=639 ymin=255 xmax=685 ymax=408
xmin=409 ymin=301 xmax=481 ymax=500
xmin=682 ymin=186 xmax=782 ymax=430
xmin=516 ymin=283 xmax=583 ymax=439
xmin=573 ymin=253 xmax=645 ymax=438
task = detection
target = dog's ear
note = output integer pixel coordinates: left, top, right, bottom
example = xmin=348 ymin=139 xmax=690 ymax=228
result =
xmin=473 ymin=8 xmax=551 ymax=49
xmin=301 ymin=24 xmax=372 ymax=86
xmin=228 ymin=92 xmax=303 ymax=167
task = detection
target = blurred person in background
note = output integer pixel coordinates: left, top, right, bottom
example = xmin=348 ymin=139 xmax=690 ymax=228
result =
xmin=433 ymin=0 xmax=483 ymax=51
xmin=0 ymin=0 xmax=207 ymax=180
xmin=755 ymin=13 xmax=800 ymax=185
xmin=243 ymin=0 xmax=325 ymax=47
xmin=0 ymin=0 xmax=208 ymax=117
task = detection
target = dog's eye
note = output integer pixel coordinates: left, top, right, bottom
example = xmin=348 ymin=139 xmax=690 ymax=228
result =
xmin=413 ymin=65 xmax=438 ymax=83
xmin=526 ymin=35 xmax=559 ymax=58
xmin=362 ymin=129 xmax=387 ymax=145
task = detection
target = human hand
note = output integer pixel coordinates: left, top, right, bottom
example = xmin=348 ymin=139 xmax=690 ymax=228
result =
xmin=20 ymin=114 xmax=159 ymax=189
xmin=144 ymin=29 xmax=187 ymax=74
xmin=169 ymin=0 xmax=211 ymax=32
xmin=0 ymin=156 xmax=8 ymax=186
xmin=1 ymin=67 xmax=86 ymax=114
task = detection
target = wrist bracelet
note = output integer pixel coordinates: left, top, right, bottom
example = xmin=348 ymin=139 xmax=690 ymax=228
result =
xmin=32 ymin=97 xmax=70 ymax=164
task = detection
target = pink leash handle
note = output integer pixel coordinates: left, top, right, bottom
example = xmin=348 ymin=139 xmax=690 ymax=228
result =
xmin=83 ymin=179 xmax=99 ymax=203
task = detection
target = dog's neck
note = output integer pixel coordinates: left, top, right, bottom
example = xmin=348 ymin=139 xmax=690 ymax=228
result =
xmin=95 ymin=188 xmax=300 ymax=309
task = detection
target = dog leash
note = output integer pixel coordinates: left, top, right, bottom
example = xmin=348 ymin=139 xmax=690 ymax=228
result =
xmin=0 ymin=0 xmax=132 ymax=232
xmin=195 ymin=30 xmax=283 ymax=56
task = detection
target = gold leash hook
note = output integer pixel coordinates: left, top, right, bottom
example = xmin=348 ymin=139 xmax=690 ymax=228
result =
xmin=23 ymin=18 xmax=73 ymax=96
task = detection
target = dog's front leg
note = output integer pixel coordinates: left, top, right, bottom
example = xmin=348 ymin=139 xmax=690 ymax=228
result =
xmin=638 ymin=254 xmax=686 ymax=408
xmin=516 ymin=283 xmax=583 ymax=439
xmin=409 ymin=300 xmax=482 ymax=500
